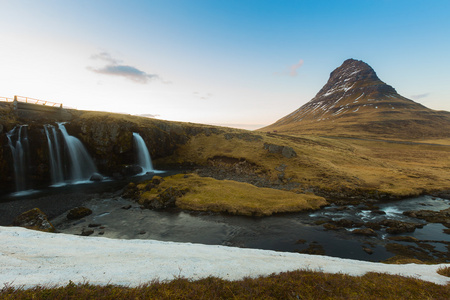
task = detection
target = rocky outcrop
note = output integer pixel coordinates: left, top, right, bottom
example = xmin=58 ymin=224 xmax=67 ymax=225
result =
xmin=11 ymin=208 xmax=56 ymax=232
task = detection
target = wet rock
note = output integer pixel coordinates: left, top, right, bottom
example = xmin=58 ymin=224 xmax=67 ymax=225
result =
xmin=12 ymin=208 xmax=56 ymax=233
xmin=362 ymin=247 xmax=374 ymax=255
xmin=352 ymin=228 xmax=377 ymax=236
xmin=89 ymin=173 xmax=104 ymax=182
xmin=403 ymin=208 xmax=450 ymax=224
xmin=121 ymin=204 xmax=132 ymax=210
xmin=323 ymin=223 xmax=340 ymax=231
xmin=88 ymin=223 xmax=101 ymax=228
xmin=364 ymin=222 xmax=382 ymax=230
xmin=81 ymin=228 xmax=94 ymax=236
xmin=139 ymin=230 xmax=146 ymax=235
xmin=67 ymin=207 xmax=93 ymax=220
xmin=122 ymin=164 xmax=143 ymax=177
xmin=371 ymin=210 xmax=386 ymax=215
xmin=98 ymin=231 xmax=105 ymax=235
xmin=380 ymin=219 xmax=423 ymax=234
xmin=332 ymin=219 xmax=364 ymax=228
xmin=387 ymin=236 xmax=419 ymax=242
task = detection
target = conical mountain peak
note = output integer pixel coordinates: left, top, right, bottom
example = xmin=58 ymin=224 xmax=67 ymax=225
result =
xmin=263 ymin=59 xmax=450 ymax=139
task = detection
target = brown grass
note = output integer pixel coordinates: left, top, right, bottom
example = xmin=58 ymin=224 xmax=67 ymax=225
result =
xmin=139 ymin=174 xmax=327 ymax=216
xmin=2 ymin=270 xmax=449 ymax=299
xmin=437 ymin=266 xmax=450 ymax=277
xmin=156 ymin=130 xmax=450 ymax=199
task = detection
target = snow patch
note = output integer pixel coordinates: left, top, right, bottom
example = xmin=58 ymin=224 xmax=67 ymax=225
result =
xmin=1 ymin=226 xmax=449 ymax=288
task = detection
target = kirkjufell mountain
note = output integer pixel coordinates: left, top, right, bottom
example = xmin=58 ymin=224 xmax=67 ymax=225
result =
xmin=263 ymin=59 xmax=450 ymax=139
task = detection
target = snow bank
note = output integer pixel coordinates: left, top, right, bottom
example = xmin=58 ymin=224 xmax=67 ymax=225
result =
xmin=1 ymin=226 xmax=449 ymax=289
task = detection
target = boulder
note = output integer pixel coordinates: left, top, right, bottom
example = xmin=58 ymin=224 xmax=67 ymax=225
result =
xmin=12 ymin=208 xmax=56 ymax=233
xmin=67 ymin=207 xmax=92 ymax=220
xmin=90 ymin=172 xmax=104 ymax=182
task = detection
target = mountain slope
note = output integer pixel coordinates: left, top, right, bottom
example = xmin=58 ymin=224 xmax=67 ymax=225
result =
xmin=263 ymin=59 xmax=450 ymax=140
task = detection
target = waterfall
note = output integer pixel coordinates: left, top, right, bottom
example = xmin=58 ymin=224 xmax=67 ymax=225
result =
xmin=44 ymin=125 xmax=64 ymax=185
xmin=133 ymin=132 xmax=153 ymax=174
xmin=58 ymin=123 xmax=98 ymax=182
xmin=6 ymin=125 xmax=30 ymax=192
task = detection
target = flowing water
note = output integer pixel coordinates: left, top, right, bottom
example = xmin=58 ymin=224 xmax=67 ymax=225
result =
xmin=6 ymin=125 xmax=32 ymax=194
xmin=50 ymin=186 xmax=450 ymax=263
xmin=133 ymin=132 xmax=153 ymax=174
xmin=58 ymin=123 xmax=98 ymax=183
xmin=44 ymin=125 xmax=65 ymax=186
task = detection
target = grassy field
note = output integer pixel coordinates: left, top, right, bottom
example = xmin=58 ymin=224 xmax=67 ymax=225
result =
xmin=2 ymin=269 xmax=449 ymax=299
xmin=156 ymin=129 xmax=450 ymax=201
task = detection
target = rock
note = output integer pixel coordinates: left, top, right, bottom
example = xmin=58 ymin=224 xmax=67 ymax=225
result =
xmin=139 ymin=230 xmax=146 ymax=235
xmin=67 ymin=207 xmax=93 ymax=220
xmin=81 ymin=228 xmax=94 ymax=236
xmin=121 ymin=205 xmax=132 ymax=210
xmin=387 ymin=236 xmax=419 ymax=242
xmin=323 ymin=223 xmax=340 ymax=230
xmin=263 ymin=143 xmax=297 ymax=158
xmin=371 ymin=210 xmax=386 ymax=215
xmin=352 ymin=228 xmax=377 ymax=236
xmin=364 ymin=222 xmax=382 ymax=230
xmin=380 ymin=219 xmax=423 ymax=234
xmin=88 ymin=223 xmax=101 ymax=228
xmin=404 ymin=208 xmax=450 ymax=224
xmin=11 ymin=208 xmax=56 ymax=233
xmin=362 ymin=247 xmax=374 ymax=254
xmin=332 ymin=219 xmax=363 ymax=228
xmin=281 ymin=146 xmax=297 ymax=158
xmin=122 ymin=164 xmax=143 ymax=177
xmin=90 ymin=173 xmax=104 ymax=182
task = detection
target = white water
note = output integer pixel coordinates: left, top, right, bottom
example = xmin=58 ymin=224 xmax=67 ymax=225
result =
xmin=58 ymin=123 xmax=98 ymax=182
xmin=133 ymin=132 xmax=153 ymax=174
xmin=6 ymin=125 xmax=29 ymax=192
xmin=44 ymin=125 xmax=65 ymax=185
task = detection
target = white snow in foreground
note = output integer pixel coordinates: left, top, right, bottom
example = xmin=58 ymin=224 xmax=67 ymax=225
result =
xmin=1 ymin=226 xmax=449 ymax=289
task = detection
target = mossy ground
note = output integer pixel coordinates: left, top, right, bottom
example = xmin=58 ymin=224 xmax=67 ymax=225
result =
xmin=2 ymin=269 xmax=449 ymax=299
xmin=137 ymin=174 xmax=327 ymax=216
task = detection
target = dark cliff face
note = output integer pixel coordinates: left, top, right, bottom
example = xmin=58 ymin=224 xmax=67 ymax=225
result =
xmin=0 ymin=106 xmax=221 ymax=195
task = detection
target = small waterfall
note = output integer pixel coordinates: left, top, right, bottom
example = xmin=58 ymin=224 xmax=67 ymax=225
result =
xmin=133 ymin=132 xmax=153 ymax=174
xmin=44 ymin=125 xmax=64 ymax=185
xmin=6 ymin=125 xmax=30 ymax=192
xmin=58 ymin=123 xmax=98 ymax=182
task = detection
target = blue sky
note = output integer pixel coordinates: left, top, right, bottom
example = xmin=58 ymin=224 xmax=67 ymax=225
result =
xmin=1 ymin=0 xmax=449 ymax=129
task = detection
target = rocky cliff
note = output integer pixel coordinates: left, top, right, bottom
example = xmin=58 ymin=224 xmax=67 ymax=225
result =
xmin=0 ymin=103 xmax=222 ymax=195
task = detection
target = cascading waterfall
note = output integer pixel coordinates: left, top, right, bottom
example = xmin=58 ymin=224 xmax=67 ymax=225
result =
xmin=58 ymin=123 xmax=98 ymax=182
xmin=133 ymin=132 xmax=154 ymax=174
xmin=44 ymin=124 xmax=64 ymax=185
xmin=6 ymin=125 xmax=30 ymax=192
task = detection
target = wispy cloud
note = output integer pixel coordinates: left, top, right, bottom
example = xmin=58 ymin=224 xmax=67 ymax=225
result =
xmin=289 ymin=59 xmax=304 ymax=77
xmin=136 ymin=113 xmax=160 ymax=118
xmin=193 ymin=92 xmax=213 ymax=100
xmin=88 ymin=52 xmax=160 ymax=84
xmin=410 ymin=93 xmax=430 ymax=100
xmin=274 ymin=59 xmax=304 ymax=77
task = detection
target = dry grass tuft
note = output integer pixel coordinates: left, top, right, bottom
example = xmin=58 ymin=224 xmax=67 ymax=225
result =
xmin=437 ymin=266 xmax=450 ymax=277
